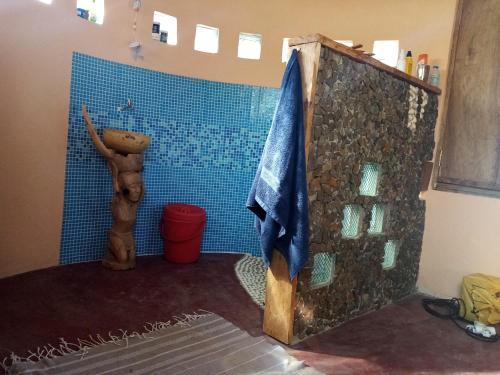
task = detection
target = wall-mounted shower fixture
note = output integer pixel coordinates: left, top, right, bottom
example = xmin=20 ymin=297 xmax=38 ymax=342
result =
xmin=117 ymin=98 xmax=133 ymax=112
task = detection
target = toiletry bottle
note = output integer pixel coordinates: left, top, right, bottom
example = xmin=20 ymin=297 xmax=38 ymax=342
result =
xmin=417 ymin=53 xmax=428 ymax=80
xmin=430 ymin=65 xmax=440 ymax=86
xmin=396 ymin=49 xmax=406 ymax=72
xmin=405 ymin=51 xmax=413 ymax=75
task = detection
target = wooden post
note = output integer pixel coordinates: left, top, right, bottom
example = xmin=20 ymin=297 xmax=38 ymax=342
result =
xmin=262 ymin=42 xmax=321 ymax=344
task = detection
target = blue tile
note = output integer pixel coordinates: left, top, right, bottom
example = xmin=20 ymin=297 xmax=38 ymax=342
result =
xmin=60 ymin=52 xmax=279 ymax=265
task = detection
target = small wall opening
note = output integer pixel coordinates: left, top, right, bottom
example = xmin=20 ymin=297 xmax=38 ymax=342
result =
xmin=382 ymin=240 xmax=399 ymax=270
xmin=368 ymin=203 xmax=387 ymax=235
xmin=76 ymin=0 xmax=104 ymax=25
xmin=238 ymin=33 xmax=262 ymax=60
xmin=282 ymin=38 xmax=291 ymax=63
xmin=359 ymin=163 xmax=381 ymax=197
xmin=310 ymin=252 xmax=336 ymax=288
xmin=341 ymin=204 xmax=363 ymax=239
xmin=152 ymin=11 xmax=177 ymax=45
xmin=194 ymin=24 xmax=219 ymax=54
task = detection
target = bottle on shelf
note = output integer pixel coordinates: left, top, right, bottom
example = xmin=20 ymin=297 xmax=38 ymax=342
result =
xmin=396 ymin=49 xmax=406 ymax=72
xmin=405 ymin=51 xmax=413 ymax=75
xmin=430 ymin=66 xmax=440 ymax=86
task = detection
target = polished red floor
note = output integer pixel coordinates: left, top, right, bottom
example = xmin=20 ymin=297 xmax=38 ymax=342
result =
xmin=1 ymin=254 xmax=499 ymax=374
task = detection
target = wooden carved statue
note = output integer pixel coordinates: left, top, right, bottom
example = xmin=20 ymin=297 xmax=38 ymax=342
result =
xmin=82 ymin=104 xmax=151 ymax=270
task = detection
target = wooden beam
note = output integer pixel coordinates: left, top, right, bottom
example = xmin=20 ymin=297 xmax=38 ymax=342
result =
xmin=263 ymin=42 xmax=321 ymax=344
xmin=289 ymin=34 xmax=441 ymax=95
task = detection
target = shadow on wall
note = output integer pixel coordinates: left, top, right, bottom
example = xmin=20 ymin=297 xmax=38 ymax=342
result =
xmin=60 ymin=52 xmax=279 ymax=265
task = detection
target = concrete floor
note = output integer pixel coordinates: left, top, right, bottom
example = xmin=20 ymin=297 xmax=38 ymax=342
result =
xmin=1 ymin=254 xmax=499 ymax=374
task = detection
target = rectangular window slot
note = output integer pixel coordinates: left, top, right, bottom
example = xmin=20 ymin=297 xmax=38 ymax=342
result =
xmin=238 ymin=32 xmax=262 ymax=60
xmin=152 ymin=11 xmax=177 ymax=45
xmin=359 ymin=163 xmax=381 ymax=197
xmin=335 ymin=40 xmax=354 ymax=47
xmin=372 ymin=40 xmax=399 ymax=67
xmin=282 ymin=38 xmax=291 ymax=63
xmin=76 ymin=0 xmax=105 ymax=25
xmin=194 ymin=24 xmax=219 ymax=54
xmin=310 ymin=252 xmax=336 ymax=288
xmin=368 ymin=203 xmax=386 ymax=235
xmin=341 ymin=204 xmax=363 ymax=239
xmin=382 ymin=240 xmax=399 ymax=270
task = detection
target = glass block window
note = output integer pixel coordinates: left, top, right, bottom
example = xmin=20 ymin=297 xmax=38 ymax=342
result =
xmin=382 ymin=240 xmax=399 ymax=269
xmin=76 ymin=0 xmax=105 ymax=25
xmin=341 ymin=205 xmax=363 ymax=239
xmin=238 ymin=33 xmax=262 ymax=60
xmin=359 ymin=163 xmax=381 ymax=196
xmin=152 ymin=11 xmax=177 ymax=45
xmin=194 ymin=24 xmax=219 ymax=54
xmin=368 ymin=204 xmax=386 ymax=235
xmin=310 ymin=252 xmax=336 ymax=288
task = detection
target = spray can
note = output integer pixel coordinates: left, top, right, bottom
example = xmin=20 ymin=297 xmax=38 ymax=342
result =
xmin=405 ymin=51 xmax=413 ymax=75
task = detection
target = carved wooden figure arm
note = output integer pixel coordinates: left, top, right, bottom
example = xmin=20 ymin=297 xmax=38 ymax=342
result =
xmin=82 ymin=103 xmax=120 ymax=193
xmin=82 ymin=103 xmax=114 ymax=160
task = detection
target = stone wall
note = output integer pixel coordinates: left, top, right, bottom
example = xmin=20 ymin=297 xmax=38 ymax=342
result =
xmin=294 ymin=46 xmax=438 ymax=339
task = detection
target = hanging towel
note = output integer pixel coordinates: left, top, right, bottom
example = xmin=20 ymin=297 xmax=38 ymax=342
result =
xmin=246 ymin=49 xmax=309 ymax=280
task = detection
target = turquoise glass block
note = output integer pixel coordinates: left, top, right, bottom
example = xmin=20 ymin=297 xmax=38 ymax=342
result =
xmin=359 ymin=163 xmax=381 ymax=196
xmin=368 ymin=203 xmax=386 ymax=235
xmin=341 ymin=204 xmax=362 ymax=238
xmin=310 ymin=252 xmax=335 ymax=288
xmin=382 ymin=240 xmax=398 ymax=269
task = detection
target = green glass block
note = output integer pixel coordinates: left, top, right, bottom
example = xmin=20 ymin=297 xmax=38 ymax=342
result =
xmin=359 ymin=163 xmax=381 ymax=196
xmin=341 ymin=204 xmax=362 ymax=238
xmin=310 ymin=252 xmax=336 ymax=288
xmin=368 ymin=204 xmax=386 ymax=235
xmin=382 ymin=240 xmax=398 ymax=269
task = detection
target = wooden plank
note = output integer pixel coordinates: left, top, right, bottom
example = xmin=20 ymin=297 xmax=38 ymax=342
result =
xmin=289 ymin=34 xmax=441 ymax=95
xmin=263 ymin=250 xmax=297 ymax=344
xmin=432 ymin=0 xmax=464 ymax=189
xmin=420 ymin=161 xmax=434 ymax=192
xmin=436 ymin=182 xmax=500 ymax=199
xmin=437 ymin=0 xmax=500 ymax=192
xmin=263 ymin=42 xmax=321 ymax=344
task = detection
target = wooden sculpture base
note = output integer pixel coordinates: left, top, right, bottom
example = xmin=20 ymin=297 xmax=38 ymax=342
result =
xmin=102 ymin=231 xmax=136 ymax=270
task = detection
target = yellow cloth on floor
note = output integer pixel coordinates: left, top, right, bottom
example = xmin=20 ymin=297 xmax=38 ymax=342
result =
xmin=461 ymin=273 xmax=500 ymax=324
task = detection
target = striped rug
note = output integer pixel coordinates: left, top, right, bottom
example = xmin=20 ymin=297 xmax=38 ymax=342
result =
xmin=4 ymin=313 xmax=322 ymax=374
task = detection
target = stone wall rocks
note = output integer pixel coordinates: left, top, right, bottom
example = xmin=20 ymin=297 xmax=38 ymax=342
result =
xmin=294 ymin=46 xmax=438 ymax=339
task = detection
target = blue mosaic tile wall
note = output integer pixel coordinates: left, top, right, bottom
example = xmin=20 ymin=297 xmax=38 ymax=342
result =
xmin=60 ymin=52 xmax=279 ymax=265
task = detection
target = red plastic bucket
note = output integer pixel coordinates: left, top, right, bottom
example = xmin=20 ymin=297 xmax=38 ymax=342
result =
xmin=161 ymin=204 xmax=206 ymax=263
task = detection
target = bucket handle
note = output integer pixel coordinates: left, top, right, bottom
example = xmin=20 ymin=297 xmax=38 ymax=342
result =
xmin=160 ymin=218 xmax=206 ymax=242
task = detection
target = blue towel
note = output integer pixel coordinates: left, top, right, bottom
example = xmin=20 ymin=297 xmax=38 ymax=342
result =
xmin=246 ymin=49 xmax=309 ymax=280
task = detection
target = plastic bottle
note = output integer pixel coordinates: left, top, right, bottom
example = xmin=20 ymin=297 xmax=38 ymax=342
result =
xmin=405 ymin=51 xmax=413 ymax=75
xmin=430 ymin=65 xmax=440 ymax=86
xmin=396 ymin=49 xmax=406 ymax=72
